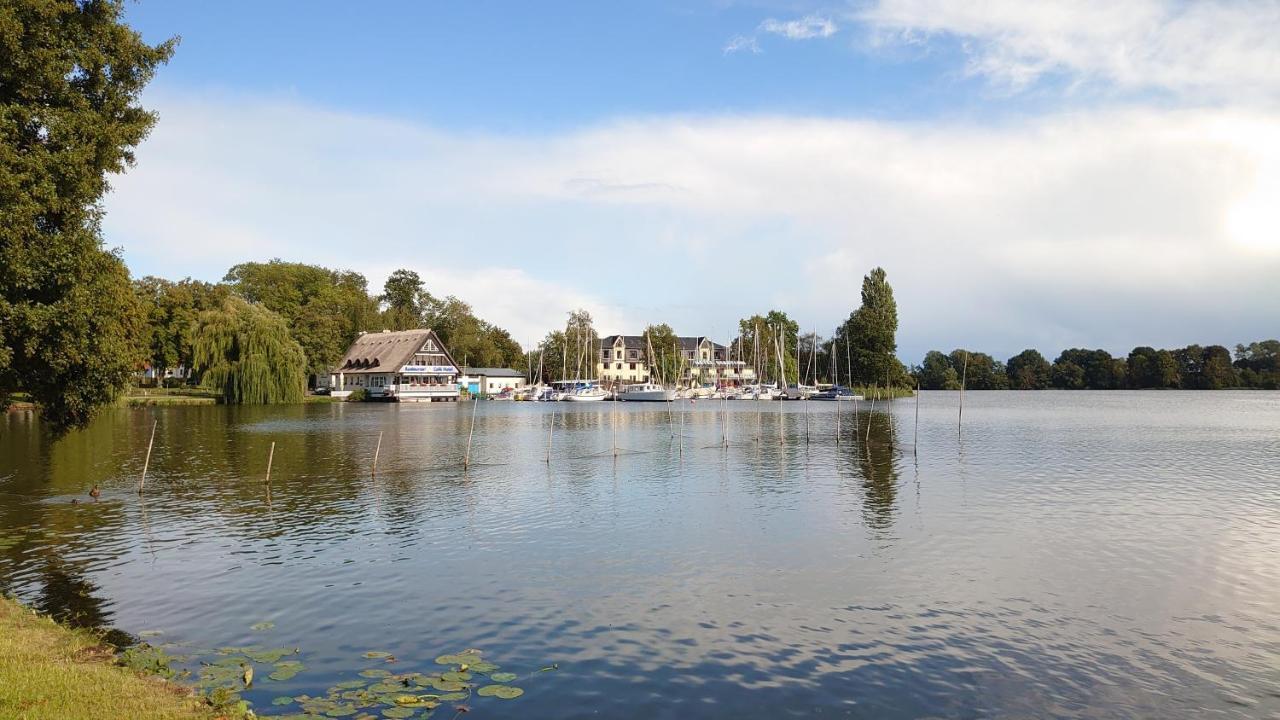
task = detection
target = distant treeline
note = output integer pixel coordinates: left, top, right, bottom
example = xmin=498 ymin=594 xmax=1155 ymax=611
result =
xmin=135 ymin=263 xmax=527 ymax=393
xmin=913 ymin=341 xmax=1280 ymax=390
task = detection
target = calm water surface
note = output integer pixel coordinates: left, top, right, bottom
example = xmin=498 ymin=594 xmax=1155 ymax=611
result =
xmin=1 ymin=392 xmax=1278 ymax=718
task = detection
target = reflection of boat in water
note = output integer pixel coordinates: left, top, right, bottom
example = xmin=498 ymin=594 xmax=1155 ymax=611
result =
xmin=811 ymin=385 xmax=863 ymax=401
xmin=619 ymin=383 xmax=677 ymax=402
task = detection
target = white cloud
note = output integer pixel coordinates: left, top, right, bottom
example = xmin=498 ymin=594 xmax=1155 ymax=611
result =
xmin=104 ymin=91 xmax=1280 ymax=361
xmin=725 ymin=14 xmax=837 ymax=53
xmin=723 ymin=34 xmax=761 ymax=55
xmin=761 ymin=15 xmax=838 ymax=40
xmin=860 ymin=0 xmax=1280 ymax=100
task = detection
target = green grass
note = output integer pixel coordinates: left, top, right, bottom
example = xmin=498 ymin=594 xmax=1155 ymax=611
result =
xmin=121 ymin=387 xmax=220 ymax=407
xmin=848 ymin=385 xmax=916 ymax=399
xmin=0 ymin=596 xmax=240 ymax=720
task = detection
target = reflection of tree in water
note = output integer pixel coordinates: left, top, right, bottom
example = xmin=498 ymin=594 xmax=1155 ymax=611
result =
xmin=33 ymin=561 xmax=130 ymax=646
xmin=841 ymin=411 xmax=901 ymax=534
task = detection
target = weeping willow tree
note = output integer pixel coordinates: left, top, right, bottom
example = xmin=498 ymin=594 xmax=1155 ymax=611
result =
xmin=192 ymin=298 xmax=306 ymax=404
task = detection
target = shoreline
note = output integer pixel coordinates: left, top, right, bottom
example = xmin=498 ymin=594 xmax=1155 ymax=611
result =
xmin=0 ymin=596 xmax=243 ymax=720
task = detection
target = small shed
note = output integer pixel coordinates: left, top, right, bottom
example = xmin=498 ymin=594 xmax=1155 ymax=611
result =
xmin=458 ymin=367 xmax=527 ymax=398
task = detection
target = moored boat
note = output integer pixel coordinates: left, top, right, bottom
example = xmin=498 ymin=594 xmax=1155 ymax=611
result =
xmin=618 ymin=383 xmax=677 ymax=401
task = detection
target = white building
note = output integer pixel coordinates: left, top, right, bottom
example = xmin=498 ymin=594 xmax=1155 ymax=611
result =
xmin=596 ymin=334 xmax=755 ymax=388
xmin=329 ymin=329 xmax=460 ymax=402
xmin=457 ymin=367 xmax=527 ymax=398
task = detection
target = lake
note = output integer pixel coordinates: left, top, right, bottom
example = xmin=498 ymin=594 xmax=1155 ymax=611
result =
xmin=2 ymin=392 xmax=1278 ymax=719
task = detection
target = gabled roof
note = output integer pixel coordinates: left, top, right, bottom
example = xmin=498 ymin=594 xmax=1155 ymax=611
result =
xmin=598 ymin=334 xmax=647 ymax=350
xmin=335 ymin=329 xmax=458 ymax=374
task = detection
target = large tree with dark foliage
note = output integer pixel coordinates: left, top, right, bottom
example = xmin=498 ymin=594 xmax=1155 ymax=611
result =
xmin=843 ymin=267 xmax=901 ymax=386
xmin=0 ymin=0 xmax=175 ymax=428
xmin=223 ymin=260 xmax=379 ymax=379
xmin=1006 ymin=349 xmax=1052 ymax=389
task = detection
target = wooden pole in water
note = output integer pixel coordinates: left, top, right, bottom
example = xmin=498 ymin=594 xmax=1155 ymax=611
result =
xmin=914 ymin=380 xmax=920 ymax=455
xmin=464 ymin=395 xmax=479 ymax=469
xmin=137 ymin=419 xmax=157 ymax=494
xmin=265 ymin=441 xmax=275 ymax=484
xmin=371 ymin=430 xmax=383 ymax=477
xmin=958 ymin=351 xmax=969 ymax=438
xmin=834 ymin=338 xmax=841 ymax=445
xmin=866 ymin=394 xmax=874 ymax=445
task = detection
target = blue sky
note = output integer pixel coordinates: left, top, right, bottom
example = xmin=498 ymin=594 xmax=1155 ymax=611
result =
xmin=125 ymin=2 xmax=979 ymax=129
xmin=106 ymin=1 xmax=1280 ymax=360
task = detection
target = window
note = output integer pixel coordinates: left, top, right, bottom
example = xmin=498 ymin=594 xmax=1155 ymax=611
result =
xmin=616 ymin=363 xmax=622 ymax=370
xmin=629 ymin=362 xmax=636 ymax=370
xmin=629 ymin=350 xmax=638 ymax=360
xmin=615 ymin=350 xmax=621 ymax=360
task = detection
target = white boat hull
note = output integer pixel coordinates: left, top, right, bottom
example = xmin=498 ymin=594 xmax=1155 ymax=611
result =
xmin=565 ymin=391 xmax=608 ymax=402
xmin=620 ymin=389 xmax=677 ymax=402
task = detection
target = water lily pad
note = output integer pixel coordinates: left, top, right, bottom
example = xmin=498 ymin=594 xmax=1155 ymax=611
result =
xmin=245 ymin=647 xmax=298 ymax=664
xmin=433 ymin=652 xmax=481 ymax=665
xmin=381 ymin=709 xmax=414 ymax=719
xmin=269 ymin=662 xmax=303 ymax=682
xmin=430 ymin=678 xmax=465 ymax=692
xmin=272 ymin=696 xmax=294 ymax=706
xmin=324 ymin=705 xmax=359 ymax=717
xmin=137 ymin=630 xmax=164 ymax=637
xmin=360 ymin=669 xmax=392 ymax=678
xmin=477 ymin=684 xmax=523 ymax=699
xmin=251 ymin=621 xmax=275 ymax=631
xmin=493 ymin=686 xmax=524 ymax=699
xmin=363 ymin=651 xmax=393 ymax=659
xmin=489 ymin=672 xmax=517 ymax=683
xmin=440 ymin=671 xmax=471 ymax=682
xmin=335 ymin=679 xmax=369 ymax=689
xmin=467 ymin=661 xmax=498 ymax=673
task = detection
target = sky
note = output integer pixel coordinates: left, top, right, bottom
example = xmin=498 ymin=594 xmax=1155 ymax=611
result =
xmin=105 ymin=0 xmax=1280 ymax=361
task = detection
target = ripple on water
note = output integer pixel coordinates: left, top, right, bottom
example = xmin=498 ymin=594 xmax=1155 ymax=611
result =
xmin=0 ymin=393 xmax=1278 ymax=718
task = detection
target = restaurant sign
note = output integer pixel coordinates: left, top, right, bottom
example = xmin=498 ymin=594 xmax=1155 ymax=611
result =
xmin=400 ymin=365 xmax=457 ymax=374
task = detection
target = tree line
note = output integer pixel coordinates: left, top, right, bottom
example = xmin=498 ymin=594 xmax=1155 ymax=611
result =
xmin=134 ymin=263 xmax=526 ymax=395
xmin=913 ymin=342 xmax=1280 ymax=390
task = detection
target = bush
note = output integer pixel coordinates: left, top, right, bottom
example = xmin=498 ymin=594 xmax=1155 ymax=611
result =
xmin=346 ymin=387 xmax=367 ymax=402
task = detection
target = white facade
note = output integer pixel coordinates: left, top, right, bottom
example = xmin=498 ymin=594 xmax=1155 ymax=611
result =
xmin=457 ymin=369 xmax=527 ymax=397
xmin=330 ymin=330 xmax=461 ymax=402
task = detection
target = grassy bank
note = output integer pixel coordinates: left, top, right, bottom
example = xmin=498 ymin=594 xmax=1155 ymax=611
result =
xmin=122 ymin=387 xmax=220 ymax=407
xmin=0 ymin=596 xmax=238 ymax=720
xmin=848 ymin=385 xmax=916 ymax=400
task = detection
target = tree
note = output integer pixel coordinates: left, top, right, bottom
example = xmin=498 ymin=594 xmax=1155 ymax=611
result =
xmin=1234 ymin=340 xmax=1280 ymax=389
xmin=1051 ymin=360 xmax=1085 ymax=389
xmin=1053 ymin=349 xmax=1122 ymax=389
xmin=1200 ymin=345 xmax=1237 ymax=389
xmin=223 ymin=260 xmax=379 ymax=379
xmin=916 ymin=351 xmax=960 ymax=390
xmin=948 ymin=349 xmax=1007 ymax=390
xmin=0 ymin=0 xmax=175 ymax=428
xmin=643 ymin=323 xmax=680 ymax=385
xmin=1173 ymin=344 xmax=1239 ymax=389
xmin=737 ymin=310 xmax=800 ymax=385
xmin=844 ymin=268 xmax=900 ymax=386
xmin=1126 ymin=346 xmax=1180 ymax=389
xmin=563 ymin=309 xmax=598 ymax=379
xmin=381 ymin=268 xmax=425 ymax=331
xmin=133 ymin=277 xmax=229 ymax=382
xmin=1006 ymin=349 xmax=1052 ymax=389
xmin=534 ymin=330 xmax=567 ymax=382
xmin=191 ymin=298 xmax=306 ymax=404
